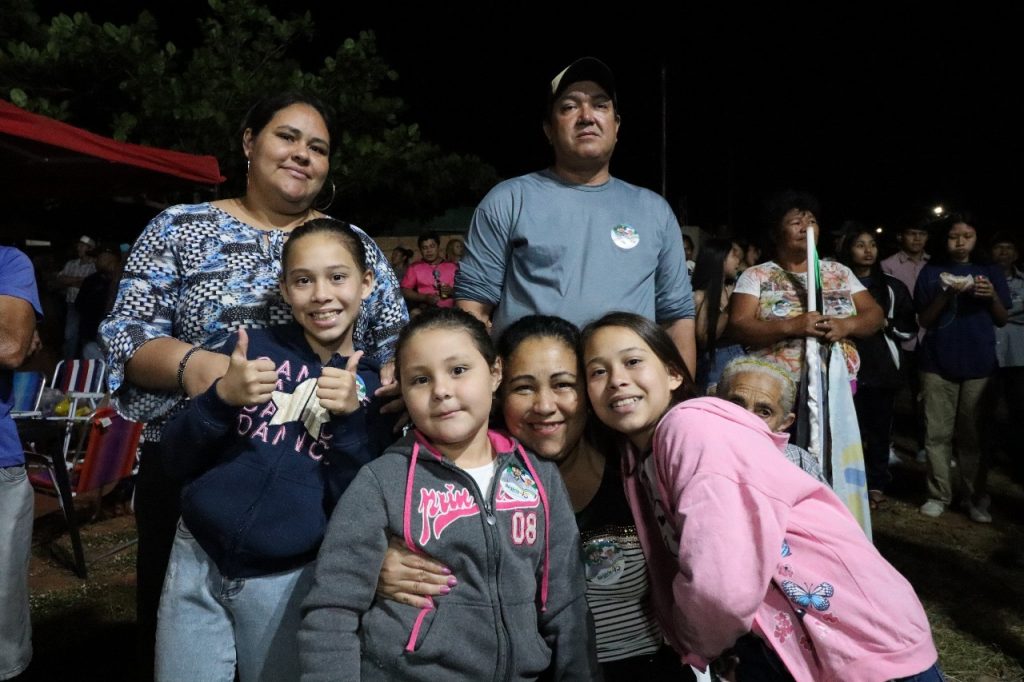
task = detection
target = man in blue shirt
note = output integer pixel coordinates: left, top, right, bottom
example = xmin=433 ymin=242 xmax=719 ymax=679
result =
xmin=456 ymin=57 xmax=696 ymax=373
xmin=0 ymin=246 xmax=42 ymax=680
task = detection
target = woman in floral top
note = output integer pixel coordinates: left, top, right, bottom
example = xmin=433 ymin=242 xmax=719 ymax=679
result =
xmin=728 ymin=191 xmax=883 ymax=382
xmin=99 ymin=92 xmax=408 ymax=676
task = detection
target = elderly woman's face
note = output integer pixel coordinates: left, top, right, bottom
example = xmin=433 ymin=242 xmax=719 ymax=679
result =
xmin=721 ymin=370 xmax=794 ymax=433
xmin=777 ymin=208 xmax=820 ymax=252
xmin=502 ymin=337 xmax=587 ymax=462
xmin=244 ymin=103 xmax=330 ymax=208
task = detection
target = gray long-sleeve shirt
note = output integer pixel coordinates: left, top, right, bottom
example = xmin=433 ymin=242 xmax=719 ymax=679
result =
xmin=456 ymin=170 xmax=694 ymax=335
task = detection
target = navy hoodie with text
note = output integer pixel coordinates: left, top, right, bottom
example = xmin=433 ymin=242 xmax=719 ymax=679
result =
xmin=160 ymin=323 xmax=396 ymax=579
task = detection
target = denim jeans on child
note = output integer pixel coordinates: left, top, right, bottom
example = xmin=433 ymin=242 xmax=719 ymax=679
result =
xmin=155 ymin=521 xmax=313 ymax=681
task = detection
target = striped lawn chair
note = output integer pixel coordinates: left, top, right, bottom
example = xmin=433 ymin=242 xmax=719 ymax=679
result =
xmin=46 ymin=359 xmax=108 ymax=464
xmin=27 ymin=406 xmax=142 ymax=578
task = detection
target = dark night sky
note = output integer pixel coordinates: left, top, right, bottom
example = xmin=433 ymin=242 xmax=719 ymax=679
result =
xmin=33 ymin=4 xmax=1024 ymax=239
xmin=358 ymin=12 xmax=1022 ymax=237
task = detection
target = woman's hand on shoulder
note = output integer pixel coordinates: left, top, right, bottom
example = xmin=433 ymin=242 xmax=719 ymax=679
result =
xmin=376 ymin=535 xmax=454 ymax=608
xmin=375 ymin=360 xmax=410 ymax=432
xmin=214 ymin=329 xmax=278 ymax=406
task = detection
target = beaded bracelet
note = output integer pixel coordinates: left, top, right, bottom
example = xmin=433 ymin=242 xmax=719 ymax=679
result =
xmin=177 ymin=345 xmax=203 ymax=393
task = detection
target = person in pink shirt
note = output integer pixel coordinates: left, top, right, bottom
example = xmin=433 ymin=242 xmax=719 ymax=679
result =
xmin=581 ymin=310 xmax=942 ymax=682
xmin=882 ymin=223 xmax=931 ymax=307
xmin=400 ymin=232 xmax=457 ymax=312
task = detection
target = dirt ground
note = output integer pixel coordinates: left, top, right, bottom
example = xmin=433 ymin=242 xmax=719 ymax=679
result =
xmin=15 ymin=430 xmax=1024 ymax=681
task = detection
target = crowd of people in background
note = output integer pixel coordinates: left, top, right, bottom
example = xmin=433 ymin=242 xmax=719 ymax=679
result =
xmin=4 ymin=54 xmax=1019 ymax=682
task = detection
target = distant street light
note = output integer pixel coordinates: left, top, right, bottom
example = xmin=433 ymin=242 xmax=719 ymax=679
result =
xmin=932 ymin=205 xmax=945 ymax=216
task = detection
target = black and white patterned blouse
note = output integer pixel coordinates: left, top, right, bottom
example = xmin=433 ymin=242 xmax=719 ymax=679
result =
xmin=99 ymin=203 xmax=408 ymax=441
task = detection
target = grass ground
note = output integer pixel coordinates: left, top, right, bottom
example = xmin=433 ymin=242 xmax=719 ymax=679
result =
xmin=870 ymin=432 xmax=1024 ymax=682
xmin=15 ymin=433 xmax=1024 ymax=681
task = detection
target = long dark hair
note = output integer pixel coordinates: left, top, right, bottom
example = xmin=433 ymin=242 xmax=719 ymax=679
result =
xmin=690 ymin=238 xmax=738 ymax=360
xmin=581 ymin=312 xmax=696 ymax=466
xmin=580 ymin=312 xmax=697 ymax=408
xmin=838 ymin=224 xmax=890 ymax=314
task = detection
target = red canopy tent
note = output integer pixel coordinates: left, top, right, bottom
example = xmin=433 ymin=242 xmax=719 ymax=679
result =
xmin=0 ymin=99 xmax=224 ymax=197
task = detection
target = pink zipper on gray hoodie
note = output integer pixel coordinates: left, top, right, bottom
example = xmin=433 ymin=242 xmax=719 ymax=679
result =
xmin=300 ymin=429 xmax=601 ymax=681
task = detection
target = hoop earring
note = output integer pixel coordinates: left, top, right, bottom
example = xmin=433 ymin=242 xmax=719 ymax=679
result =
xmin=314 ymin=180 xmax=337 ymax=213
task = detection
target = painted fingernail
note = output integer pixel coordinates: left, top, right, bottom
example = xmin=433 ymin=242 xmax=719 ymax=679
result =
xmin=447 ymin=576 xmax=458 ymax=587
xmin=440 ymin=586 xmax=451 ymax=595
xmin=441 ymin=566 xmax=452 ymax=575
xmin=425 ymin=596 xmax=434 ymax=609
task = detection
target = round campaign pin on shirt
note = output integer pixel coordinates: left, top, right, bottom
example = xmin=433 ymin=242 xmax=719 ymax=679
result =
xmin=583 ymin=537 xmax=627 ymax=585
xmin=771 ymin=298 xmax=793 ymax=318
xmin=610 ymin=224 xmax=639 ymax=250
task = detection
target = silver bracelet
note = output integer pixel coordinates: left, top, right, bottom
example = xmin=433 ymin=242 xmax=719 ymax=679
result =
xmin=177 ymin=346 xmax=203 ymax=393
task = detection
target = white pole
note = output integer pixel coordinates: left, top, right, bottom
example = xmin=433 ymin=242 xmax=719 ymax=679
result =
xmin=805 ymin=229 xmax=822 ymax=459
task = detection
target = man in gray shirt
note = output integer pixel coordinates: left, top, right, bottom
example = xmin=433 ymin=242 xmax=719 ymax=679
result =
xmin=456 ymin=57 xmax=696 ymax=373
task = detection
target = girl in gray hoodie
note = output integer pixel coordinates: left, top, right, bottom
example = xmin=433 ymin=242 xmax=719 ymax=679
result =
xmin=299 ymin=308 xmax=600 ymax=681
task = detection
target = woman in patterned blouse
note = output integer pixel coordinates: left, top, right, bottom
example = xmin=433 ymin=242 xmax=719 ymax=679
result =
xmin=99 ymin=92 xmax=408 ymax=677
xmin=728 ymin=191 xmax=883 ymax=381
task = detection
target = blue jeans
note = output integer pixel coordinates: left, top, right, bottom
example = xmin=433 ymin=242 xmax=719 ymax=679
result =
xmin=895 ymin=662 xmax=946 ymax=682
xmin=0 ymin=466 xmax=33 ymax=680
xmin=155 ymin=522 xmax=313 ymax=682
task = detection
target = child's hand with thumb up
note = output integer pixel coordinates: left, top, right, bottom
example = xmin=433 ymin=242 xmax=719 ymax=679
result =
xmin=215 ymin=328 xmax=279 ymax=406
xmin=317 ymin=351 xmax=364 ymax=416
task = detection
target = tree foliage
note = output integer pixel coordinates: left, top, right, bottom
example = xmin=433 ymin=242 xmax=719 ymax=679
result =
xmin=0 ymin=0 xmax=497 ymax=228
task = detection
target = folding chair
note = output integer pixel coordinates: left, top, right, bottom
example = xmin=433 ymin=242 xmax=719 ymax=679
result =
xmin=27 ymin=406 xmax=143 ymax=578
xmin=46 ymin=358 xmax=108 ymax=466
xmin=51 ymin=358 xmax=107 ymax=417
xmin=10 ymin=370 xmax=45 ymax=418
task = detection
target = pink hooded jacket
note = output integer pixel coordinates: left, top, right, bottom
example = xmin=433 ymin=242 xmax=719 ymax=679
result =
xmin=623 ymin=397 xmax=937 ymax=682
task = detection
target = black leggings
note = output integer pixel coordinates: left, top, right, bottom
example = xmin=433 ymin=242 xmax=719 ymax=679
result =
xmin=853 ymin=386 xmax=897 ymax=492
xmin=733 ymin=633 xmax=795 ymax=682
xmin=599 ymin=645 xmax=695 ymax=681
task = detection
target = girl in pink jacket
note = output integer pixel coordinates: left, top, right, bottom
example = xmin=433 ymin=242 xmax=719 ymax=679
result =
xmin=581 ymin=311 xmax=942 ymax=682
